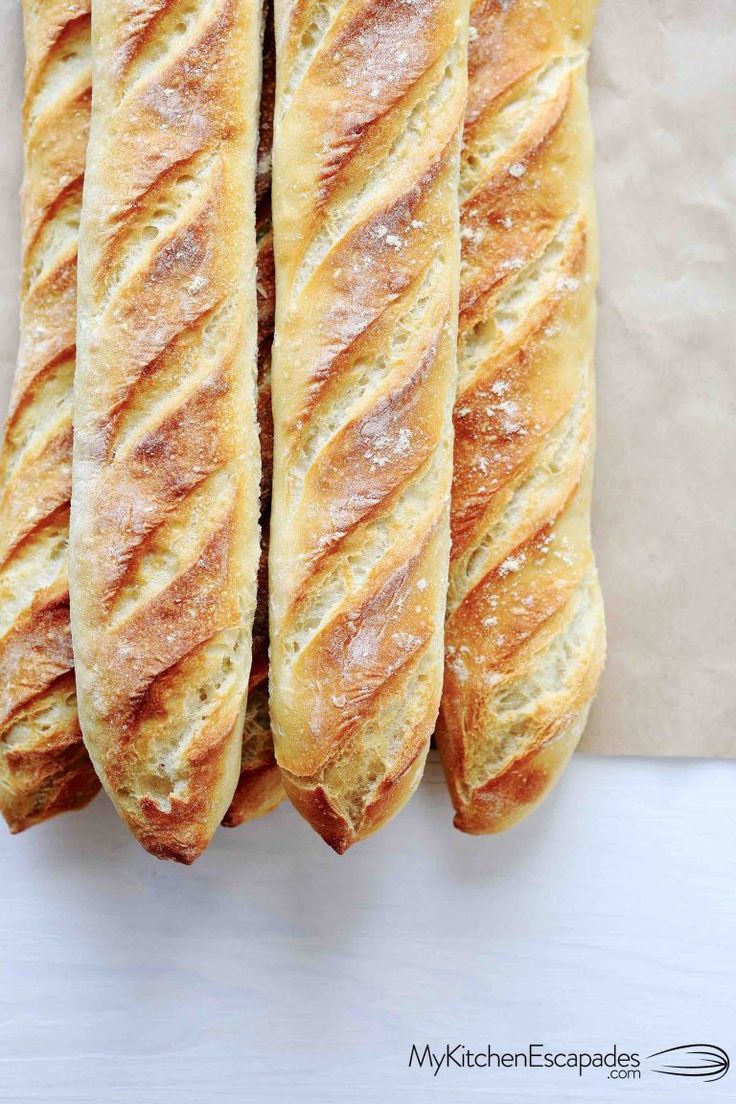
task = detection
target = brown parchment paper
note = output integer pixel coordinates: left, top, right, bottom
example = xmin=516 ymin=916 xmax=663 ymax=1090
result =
xmin=0 ymin=0 xmax=733 ymax=758
xmin=581 ymin=0 xmax=736 ymax=757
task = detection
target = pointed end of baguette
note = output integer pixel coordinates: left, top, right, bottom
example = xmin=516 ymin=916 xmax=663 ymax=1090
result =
xmin=0 ymin=728 xmax=101 ymax=836
xmin=220 ymin=760 xmax=285 ymax=828
xmin=449 ymin=712 xmax=586 ymax=835
xmin=280 ymin=737 xmax=429 ymax=854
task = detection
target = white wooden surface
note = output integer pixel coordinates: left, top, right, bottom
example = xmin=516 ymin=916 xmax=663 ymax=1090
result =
xmin=1 ymin=757 xmax=735 ymax=1103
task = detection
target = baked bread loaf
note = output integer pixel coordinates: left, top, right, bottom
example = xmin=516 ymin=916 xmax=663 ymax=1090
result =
xmin=224 ymin=13 xmax=284 ymax=827
xmin=0 ymin=0 xmax=100 ymax=833
xmin=70 ymin=0 xmax=264 ymax=862
xmin=436 ymin=0 xmax=606 ymax=833
xmin=269 ymin=0 xmax=468 ymax=851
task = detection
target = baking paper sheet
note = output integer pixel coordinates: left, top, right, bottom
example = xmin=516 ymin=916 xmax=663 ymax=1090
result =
xmin=0 ymin=0 xmax=733 ymax=758
xmin=581 ymin=0 xmax=736 ymax=756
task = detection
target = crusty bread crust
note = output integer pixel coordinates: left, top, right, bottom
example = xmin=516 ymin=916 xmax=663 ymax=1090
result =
xmin=436 ymin=0 xmax=606 ymax=833
xmin=221 ymin=220 xmax=283 ymax=825
xmin=70 ymin=0 xmax=264 ymax=862
xmin=221 ymin=681 xmax=283 ymax=825
xmin=269 ymin=0 xmax=469 ymax=850
xmin=224 ymin=10 xmax=285 ymax=827
xmin=0 ymin=0 xmax=100 ymax=833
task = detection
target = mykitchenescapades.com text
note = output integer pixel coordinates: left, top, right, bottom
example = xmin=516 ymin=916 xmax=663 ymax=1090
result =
xmin=409 ymin=1043 xmax=642 ymax=1079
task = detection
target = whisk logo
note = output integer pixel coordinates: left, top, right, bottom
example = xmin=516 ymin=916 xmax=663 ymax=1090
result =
xmin=646 ymin=1044 xmax=730 ymax=1083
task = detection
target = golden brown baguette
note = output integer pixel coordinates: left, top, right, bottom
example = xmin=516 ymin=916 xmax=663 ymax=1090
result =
xmin=70 ymin=0 xmax=264 ymax=862
xmin=0 ymin=0 xmax=100 ymax=833
xmin=224 ymin=12 xmax=285 ymax=827
xmin=269 ymin=0 xmax=469 ymax=851
xmin=0 ymin=0 xmax=278 ymax=838
xmin=436 ymin=0 xmax=606 ymax=833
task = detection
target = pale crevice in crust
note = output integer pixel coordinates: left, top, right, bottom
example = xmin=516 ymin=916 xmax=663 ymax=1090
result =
xmin=2 ymin=676 xmax=78 ymax=752
xmin=457 ymin=210 xmax=580 ymax=388
xmin=437 ymin=0 xmax=605 ymax=835
xmin=0 ymin=673 xmax=98 ymax=836
xmin=98 ymin=151 xmax=218 ymax=310
xmin=287 ymin=253 xmax=446 ymax=497
xmin=448 ymin=374 xmax=590 ymax=614
xmin=0 ymin=356 xmax=74 ymax=508
xmin=122 ymin=0 xmax=221 ymax=88
xmin=276 ymin=0 xmax=341 ymax=119
xmin=285 ymin=444 xmax=450 ymax=660
xmin=23 ymin=187 xmax=83 ymax=293
xmin=108 ymin=295 xmax=236 ymax=461
xmin=462 ymin=568 xmax=602 ymax=793
xmin=0 ymin=522 xmax=68 ymax=642
xmin=107 ymin=465 xmax=236 ymax=626
xmin=133 ymin=623 xmax=247 ymax=811
xmin=24 ymin=14 xmax=91 ymax=131
xmin=460 ymin=50 xmax=585 ymax=202
xmin=289 ymin=45 xmax=464 ymax=301
xmin=286 ymin=638 xmax=440 ymax=834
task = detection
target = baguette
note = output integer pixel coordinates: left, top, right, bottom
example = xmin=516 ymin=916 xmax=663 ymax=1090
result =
xmin=0 ymin=0 xmax=100 ymax=833
xmin=70 ymin=0 xmax=264 ymax=862
xmin=436 ymin=0 xmax=606 ymax=833
xmin=269 ymin=0 xmax=468 ymax=851
xmin=224 ymin=12 xmax=285 ymax=827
